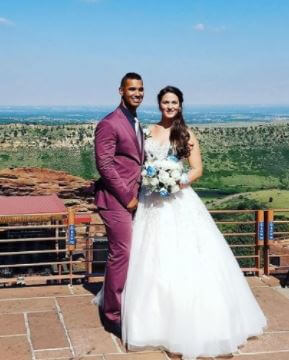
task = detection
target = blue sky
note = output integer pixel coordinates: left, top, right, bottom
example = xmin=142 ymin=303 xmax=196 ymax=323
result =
xmin=0 ymin=0 xmax=288 ymax=106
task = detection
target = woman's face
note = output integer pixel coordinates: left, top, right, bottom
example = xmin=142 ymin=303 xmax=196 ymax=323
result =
xmin=159 ymin=92 xmax=180 ymax=120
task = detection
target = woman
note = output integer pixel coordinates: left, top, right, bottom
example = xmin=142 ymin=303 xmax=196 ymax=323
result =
xmin=121 ymin=86 xmax=266 ymax=360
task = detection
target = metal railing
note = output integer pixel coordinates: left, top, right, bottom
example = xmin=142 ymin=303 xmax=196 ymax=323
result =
xmin=0 ymin=208 xmax=288 ymax=286
xmin=210 ymin=209 xmax=264 ymax=275
xmin=0 ymin=210 xmax=105 ymax=286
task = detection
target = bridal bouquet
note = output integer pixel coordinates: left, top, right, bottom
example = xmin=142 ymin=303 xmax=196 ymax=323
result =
xmin=141 ymin=154 xmax=187 ymax=197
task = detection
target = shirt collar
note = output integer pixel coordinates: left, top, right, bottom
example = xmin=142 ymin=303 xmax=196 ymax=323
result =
xmin=120 ymin=103 xmax=137 ymax=122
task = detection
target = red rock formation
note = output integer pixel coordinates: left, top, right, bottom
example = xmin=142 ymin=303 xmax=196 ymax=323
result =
xmin=0 ymin=167 xmax=97 ymax=213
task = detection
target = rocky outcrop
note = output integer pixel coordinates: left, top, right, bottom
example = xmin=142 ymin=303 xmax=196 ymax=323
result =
xmin=0 ymin=167 xmax=97 ymax=213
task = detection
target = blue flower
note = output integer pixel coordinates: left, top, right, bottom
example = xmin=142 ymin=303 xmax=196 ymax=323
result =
xmin=167 ymin=155 xmax=178 ymax=162
xmin=146 ymin=165 xmax=157 ymax=177
xmin=159 ymin=188 xmax=169 ymax=197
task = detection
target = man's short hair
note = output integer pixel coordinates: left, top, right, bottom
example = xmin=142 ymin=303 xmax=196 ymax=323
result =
xmin=120 ymin=72 xmax=142 ymax=88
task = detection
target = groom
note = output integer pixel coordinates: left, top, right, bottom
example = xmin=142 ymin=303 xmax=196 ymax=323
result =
xmin=94 ymin=72 xmax=144 ymax=335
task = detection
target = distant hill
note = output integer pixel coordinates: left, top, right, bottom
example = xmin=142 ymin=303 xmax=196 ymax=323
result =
xmin=1 ymin=122 xmax=289 ymax=204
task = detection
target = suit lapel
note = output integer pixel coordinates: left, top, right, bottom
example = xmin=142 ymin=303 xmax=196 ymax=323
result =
xmin=139 ymin=123 xmax=145 ymax=164
xmin=116 ymin=107 xmax=142 ymax=162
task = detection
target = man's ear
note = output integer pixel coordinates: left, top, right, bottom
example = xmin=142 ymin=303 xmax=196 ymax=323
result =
xmin=119 ymin=87 xmax=123 ymax=96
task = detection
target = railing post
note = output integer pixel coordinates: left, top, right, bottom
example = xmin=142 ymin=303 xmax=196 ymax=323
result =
xmin=264 ymin=210 xmax=274 ymax=276
xmin=68 ymin=208 xmax=76 ymax=286
xmin=255 ymin=210 xmax=264 ymax=275
xmin=56 ymin=219 xmax=61 ymax=285
xmin=86 ymin=222 xmax=93 ymax=283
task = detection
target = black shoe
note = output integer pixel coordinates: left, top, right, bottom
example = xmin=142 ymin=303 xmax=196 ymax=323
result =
xmin=99 ymin=308 xmax=122 ymax=339
xmin=105 ymin=320 xmax=121 ymax=339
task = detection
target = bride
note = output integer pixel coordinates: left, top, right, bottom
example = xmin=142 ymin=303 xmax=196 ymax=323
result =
xmin=121 ymin=86 xmax=267 ymax=360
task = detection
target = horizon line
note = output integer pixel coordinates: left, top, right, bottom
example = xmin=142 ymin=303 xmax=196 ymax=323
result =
xmin=1 ymin=103 xmax=289 ymax=108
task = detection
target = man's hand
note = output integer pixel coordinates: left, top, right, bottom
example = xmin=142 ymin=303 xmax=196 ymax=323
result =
xmin=127 ymin=196 xmax=138 ymax=211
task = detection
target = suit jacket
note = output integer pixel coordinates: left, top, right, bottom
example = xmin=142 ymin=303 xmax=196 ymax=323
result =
xmin=94 ymin=106 xmax=144 ymax=211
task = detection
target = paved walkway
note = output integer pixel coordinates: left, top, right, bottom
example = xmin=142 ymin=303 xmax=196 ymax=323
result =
xmin=0 ymin=276 xmax=288 ymax=360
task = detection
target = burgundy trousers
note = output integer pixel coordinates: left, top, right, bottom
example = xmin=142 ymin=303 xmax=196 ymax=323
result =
xmin=99 ymin=209 xmax=133 ymax=324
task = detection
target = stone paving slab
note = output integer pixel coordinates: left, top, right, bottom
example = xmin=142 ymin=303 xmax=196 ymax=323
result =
xmin=57 ymin=294 xmax=101 ymax=329
xmin=217 ymin=352 xmax=289 ymax=359
xmin=105 ymin=353 xmax=168 ymax=359
xmin=0 ymin=335 xmax=32 ymax=360
xmin=240 ymin=332 xmax=289 ymax=353
xmin=34 ymin=348 xmax=73 ymax=359
xmin=69 ymin=357 xmax=104 ymax=360
xmin=0 ymin=285 xmax=72 ymax=299
xmin=69 ymin=327 xmax=118 ymax=356
xmin=0 ymin=298 xmax=56 ymax=314
xmin=167 ymin=354 xmax=214 ymax=360
xmin=0 ymin=313 xmax=26 ymax=335
xmin=275 ymin=287 xmax=289 ymax=301
xmin=260 ymin=276 xmax=280 ymax=287
xmin=28 ymin=311 xmax=70 ymax=350
xmin=0 ymin=277 xmax=288 ymax=360
xmin=252 ymin=287 xmax=289 ymax=331
xmin=246 ymin=277 xmax=266 ymax=288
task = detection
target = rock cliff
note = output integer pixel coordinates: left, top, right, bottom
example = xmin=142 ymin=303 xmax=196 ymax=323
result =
xmin=0 ymin=167 xmax=96 ymax=213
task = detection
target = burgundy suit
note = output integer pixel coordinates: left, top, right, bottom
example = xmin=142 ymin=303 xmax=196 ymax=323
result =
xmin=94 ymin=106 xmax=144 ymax=323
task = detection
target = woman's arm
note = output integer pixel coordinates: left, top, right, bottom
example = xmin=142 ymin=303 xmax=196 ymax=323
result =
xmin=180 ymin=130 xmax=203 ymax=188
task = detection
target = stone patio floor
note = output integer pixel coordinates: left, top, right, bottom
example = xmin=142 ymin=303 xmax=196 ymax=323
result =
xmin=0 ymin=276 xmax=289 ymax=360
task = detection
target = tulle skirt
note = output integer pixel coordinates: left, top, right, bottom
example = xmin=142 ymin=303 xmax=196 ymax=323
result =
xmin=121 ymin=187 xmax=266 ymax=359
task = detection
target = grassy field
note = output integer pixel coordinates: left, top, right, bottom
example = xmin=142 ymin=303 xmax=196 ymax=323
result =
xmin=206 ymin=189 xmax=289 ymax=209
xmin=0 ymin=147 xmax=98 ymax=179
xmin=249 ymin=189 xmax=289 ymax=208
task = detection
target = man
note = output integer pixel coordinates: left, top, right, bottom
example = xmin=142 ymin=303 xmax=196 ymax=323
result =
xmin=94 ymin=72 xmax=144 ymax=336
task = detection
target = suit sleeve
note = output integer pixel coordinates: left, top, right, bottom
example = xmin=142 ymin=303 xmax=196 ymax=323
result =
xmin=94 ymin=121 xmax=134 ymax=208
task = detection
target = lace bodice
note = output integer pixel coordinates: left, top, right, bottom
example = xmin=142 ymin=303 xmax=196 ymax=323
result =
xmin=144 ymin=137 xmax=172 ymax=161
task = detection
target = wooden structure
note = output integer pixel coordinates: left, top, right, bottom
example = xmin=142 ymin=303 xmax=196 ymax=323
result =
xmin=0 ymin=195 xmax=104 ymax=286
xmin=264 ymin=209 xmax=289 ymax=276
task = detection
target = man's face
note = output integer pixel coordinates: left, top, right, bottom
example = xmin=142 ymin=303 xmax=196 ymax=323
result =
xmin=119 ymin=79 xmax=144 ymax=109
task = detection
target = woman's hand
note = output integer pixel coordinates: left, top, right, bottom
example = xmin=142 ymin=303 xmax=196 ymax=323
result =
xmin=179 ymin=183 xmax=189 ymax=190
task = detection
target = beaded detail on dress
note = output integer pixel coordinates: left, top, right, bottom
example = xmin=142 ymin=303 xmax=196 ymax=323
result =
xmin=144 ymin=137 xmax=171 ymax=161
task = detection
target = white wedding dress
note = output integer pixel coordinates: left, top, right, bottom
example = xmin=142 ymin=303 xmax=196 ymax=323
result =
xmin=121 ymin=138 xmax=267 ymax=359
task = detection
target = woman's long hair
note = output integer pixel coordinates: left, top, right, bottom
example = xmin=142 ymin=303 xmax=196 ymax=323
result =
xmin=157 ymin=86 xmax=191 ymax=159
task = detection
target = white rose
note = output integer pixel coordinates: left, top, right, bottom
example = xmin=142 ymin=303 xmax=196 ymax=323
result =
xmin=171 ymin=170 xmax=181 ymax=180
xmin=142 ymin=177 xmax=149 ymax=186
xmin=150 ymin=177 xmax=159 ymax=186
xmin=145 ymin=160 xmax=153 ymax=167
xmin=141 ymin=169 xmax=147 ymax=176
xmin=171 ymin=184 xmax=180 ymax=193
xmin=159 ymin=170 xmax=169 ymax=179
xmin=159 ymin=171 xmax=170 ymax=184
xmin=159 ymin=178 xmax=170 ymax=186
xmin=167 ymin=177 xmax=176 ymax=186
xmin=172 ymin=161 xmax=183 ymax=171
xmin=159 ymin=160 xmax=170 ymax=170
xmin=168 ymin=162 xmax=176 ymax=170
xmin=154 ymin=160 xmax=161 ymax=168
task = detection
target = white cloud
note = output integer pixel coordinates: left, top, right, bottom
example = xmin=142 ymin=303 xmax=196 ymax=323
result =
xmin=0 ymin=17 xmax=14 ymax=26
xmin=193 ymin=23 xmax=226 ymax=33
xmin=193 ymin=23 xmax=205 ymax=32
